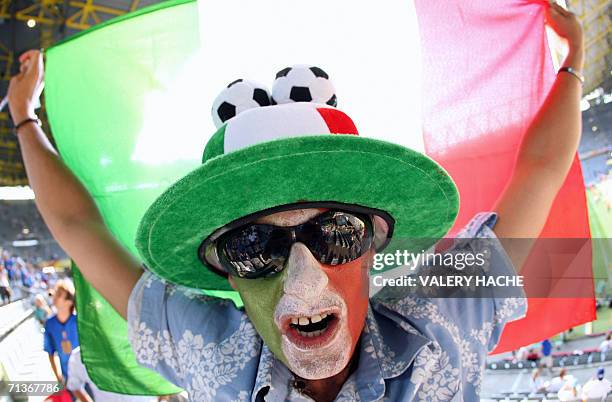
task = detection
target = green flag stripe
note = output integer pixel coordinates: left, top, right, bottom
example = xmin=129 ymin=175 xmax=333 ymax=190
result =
xmin=45 ymin=0 xmax=199 ymax=394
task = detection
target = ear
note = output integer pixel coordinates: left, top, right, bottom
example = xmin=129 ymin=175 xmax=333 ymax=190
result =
xmin=373 ymin=215 xmax=389 ymax=249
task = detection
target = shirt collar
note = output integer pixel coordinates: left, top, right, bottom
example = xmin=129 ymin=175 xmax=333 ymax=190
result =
xmin=362 ymin=304 xmax=431 ymax=379
xmin=251 ymin=303 xmax=431 ymax=402
xmin=252 ymin=344 xmax=275 ymax=402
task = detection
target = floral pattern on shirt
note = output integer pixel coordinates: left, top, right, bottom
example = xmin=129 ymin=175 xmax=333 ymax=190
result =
xmin=127 ymin=212 xmax=526 ymax=401
xmin=411 ymin=347 xmax=460 ymax=402
xmin=129 ymin=286 xmax=262 ymax=401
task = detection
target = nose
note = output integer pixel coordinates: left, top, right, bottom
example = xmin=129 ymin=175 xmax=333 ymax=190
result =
xmin=283 ymin=242 xmax=328 ymax=300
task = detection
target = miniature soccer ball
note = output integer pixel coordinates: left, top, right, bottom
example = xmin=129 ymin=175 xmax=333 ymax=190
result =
xmin=271 ymin=65 xmax=337 ymax=107
xmin=211 ymin=79 xmax=272 ymax=128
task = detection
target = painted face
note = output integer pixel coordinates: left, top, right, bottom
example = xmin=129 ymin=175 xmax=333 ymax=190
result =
xmin=230 ymin=208 xmax=375 ymax=380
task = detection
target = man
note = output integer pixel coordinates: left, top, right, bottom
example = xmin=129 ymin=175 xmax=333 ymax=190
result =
xmin=547 ymin=368 xmax=575 ymax=393
xmin=541 ymin=339 xmax=553 ymax=373
xmin=581 ymin=368 xmax=611 ymax=401
xmin=0 ymin=264 xmax=11 ymax=305
xmin=44 ymin=280 xmax=79 ymax=385
xmin=598 ymin=332 xmax=611 ymax=362
xmin=8 ymin=3 xmax=584 ymax=401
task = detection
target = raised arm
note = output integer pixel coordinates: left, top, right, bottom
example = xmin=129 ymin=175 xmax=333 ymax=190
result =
xmin=7 ymin=50 xmax=142 ymax=318
xmin=493 ymin=3 xmax=584 ymax=268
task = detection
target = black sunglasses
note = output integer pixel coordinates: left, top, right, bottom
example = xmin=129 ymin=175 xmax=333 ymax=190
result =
xmin=201 ymin=210 xmax=377 ymax=279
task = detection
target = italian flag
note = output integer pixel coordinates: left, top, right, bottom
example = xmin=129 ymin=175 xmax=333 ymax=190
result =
xmin=45 ymin=0 xmax=595 ymax=394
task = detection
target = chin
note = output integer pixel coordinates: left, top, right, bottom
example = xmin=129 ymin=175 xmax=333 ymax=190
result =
xmin=275 ymin=292 xmax=353 ymax=380
xmin=282 ymin=320 xmax=352 ymax=379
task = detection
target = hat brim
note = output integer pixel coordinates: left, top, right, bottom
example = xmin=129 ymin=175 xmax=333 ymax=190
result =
xmin=136 ymin=135 xmax=459 ymax=292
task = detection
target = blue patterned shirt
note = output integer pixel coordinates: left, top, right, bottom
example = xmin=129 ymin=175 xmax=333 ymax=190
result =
xmin=128 ymin=213 xmax=526 ymax=401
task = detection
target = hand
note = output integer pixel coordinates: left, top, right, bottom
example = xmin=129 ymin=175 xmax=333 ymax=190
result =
xmin=7 ymin=49 xmax=44 ymax=125
xmin=545 ymin=2 xmax=583 ymax=50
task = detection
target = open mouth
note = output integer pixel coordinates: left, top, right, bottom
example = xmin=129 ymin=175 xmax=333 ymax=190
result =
xmin=282 ymin=311 xmax=340 ymax=349
xmin=290 ymin=313 xmax=335 ymax=337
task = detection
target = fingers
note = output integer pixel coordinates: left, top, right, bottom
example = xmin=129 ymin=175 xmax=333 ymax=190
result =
xmin=18 ymin=50 xmax=43 ymax=76
xmin=18 ymin=49 xmax=40 ymax=64
xmin=550 ymin=2 xmax=573 ymax=17
xmin=16 ymin=50 xmax=44 ymax=82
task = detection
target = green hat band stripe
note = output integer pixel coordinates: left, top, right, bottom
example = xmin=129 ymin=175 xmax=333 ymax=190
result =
xmin=202 ymin=125 xmax=226 ymax=163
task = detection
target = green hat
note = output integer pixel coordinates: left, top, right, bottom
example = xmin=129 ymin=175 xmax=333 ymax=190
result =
xmin=135 ymin=103 xmax=459 ymax=292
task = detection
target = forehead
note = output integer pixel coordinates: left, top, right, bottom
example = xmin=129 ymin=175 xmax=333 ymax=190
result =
xmin=254 ymin=208 xmax=326 ymax=226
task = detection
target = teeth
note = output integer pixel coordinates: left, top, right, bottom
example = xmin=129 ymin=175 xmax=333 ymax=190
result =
xmin=296 ymin=328 xmax=326 ymax=337
xmin=290 ymin=313 xmax=332 ymax=327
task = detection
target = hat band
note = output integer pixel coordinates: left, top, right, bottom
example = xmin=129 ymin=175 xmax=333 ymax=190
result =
xmin=223 ymin=103 xmax=358 ymax=154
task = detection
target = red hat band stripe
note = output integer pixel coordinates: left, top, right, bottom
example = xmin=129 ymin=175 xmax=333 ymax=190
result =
xmin=223 ymin=104 xmax=358 ymax=154
xmin=316 ymin=107 xmax=359 ymax=136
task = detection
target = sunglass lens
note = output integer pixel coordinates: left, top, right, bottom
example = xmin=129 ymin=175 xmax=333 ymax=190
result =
xmin=221 ymin=226 xmax=290 ymax=278
xmin=305 ymin=212 xmax=372 ymax=265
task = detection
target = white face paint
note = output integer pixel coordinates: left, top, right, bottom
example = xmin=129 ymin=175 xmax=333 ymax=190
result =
xmin=255 ymin=208 xmax=324 ymax=227
xmin=233 ymin=207 xmax=372 ymax=380
xmin=273 ymin=242 xmax=352 ymax=380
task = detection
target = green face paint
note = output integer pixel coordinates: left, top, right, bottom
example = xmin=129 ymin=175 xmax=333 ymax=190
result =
xmin=227 ymin=209 xmax=370 ymax=380
xmin=232 ymin=270 xmax=289 ymax=366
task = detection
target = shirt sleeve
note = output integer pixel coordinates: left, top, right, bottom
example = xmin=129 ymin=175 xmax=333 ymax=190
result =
xmin=451 ymin=212 xmax=527 ymax=351
xmin=127 ymin=269 xmax=247 ymax=388
xmin=371 ymin=212 xmax=528 ymax=357
xmin=43 ymin=322 xmax=55 ymax=354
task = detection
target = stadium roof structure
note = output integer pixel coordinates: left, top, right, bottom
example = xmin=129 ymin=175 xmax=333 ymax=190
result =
xmin=0 ymin=0 xmax=161 ymax=185
xmin=0 ymin=0 xmax=610 ymax=186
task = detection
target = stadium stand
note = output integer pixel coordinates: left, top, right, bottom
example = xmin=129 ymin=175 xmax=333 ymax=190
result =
xmin=481 ymin=393 xmax=612 ymax=402
xmin=0 ymin=200 xmax=66 ymax=262
xmin=579 ymin=101 xmax=612 ymax=185
xmin=0 ymin=292 xmax=56 ymax=401
xmin=488 ymin=349 xmax=612 ymax=371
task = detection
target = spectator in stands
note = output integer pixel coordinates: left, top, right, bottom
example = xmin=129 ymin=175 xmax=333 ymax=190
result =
xmin=527 ymin=348 xmax=540 ymax=362
xmin=17 ymin=260 xmax=34 ymax=288
xmin=561 ymin=327 xmax=575 ymax=343
xmin=516 ymin=346 xmax=529 ymax=361
xmin=557 ymin=377 xmax=578 ymax=402
xmin=2 ymin=253 xmax=15 ymax=284
xmin=34 ymin=293 xmax=52 ymax=325
xmin=547 ymin=368 xmax=574 ymax=393
xmin=45 ymin=280 xmax=79 ymax=385
xmin=581 ymin=367 xmax=611 ymax=401
xmin=41 ymin=272 xmax=50 ymax=289
xmin=541 ymin=338 xmax=553 ymax=373
xmin=2 ymin=251 xmax=14 ymax=280
xmin=530 ymin=367 xmax=547 ymax=395
xmin=598 ymin=332 xmax=611 ymax=362
xmin=0 ymin=263 xmax=12 ymax=305
xmin=67 ymin=347 xmax=158 ymax=402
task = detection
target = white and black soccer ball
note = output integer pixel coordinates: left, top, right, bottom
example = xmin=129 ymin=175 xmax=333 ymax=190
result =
xmin=271 ymin=65 xmax=337 ymax=107
xmin=211 ymin=79 xmax=272 ymax=128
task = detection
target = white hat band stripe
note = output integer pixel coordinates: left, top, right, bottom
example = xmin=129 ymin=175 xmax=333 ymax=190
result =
xmin=223 ymin=103 xmax=333 ymax=154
